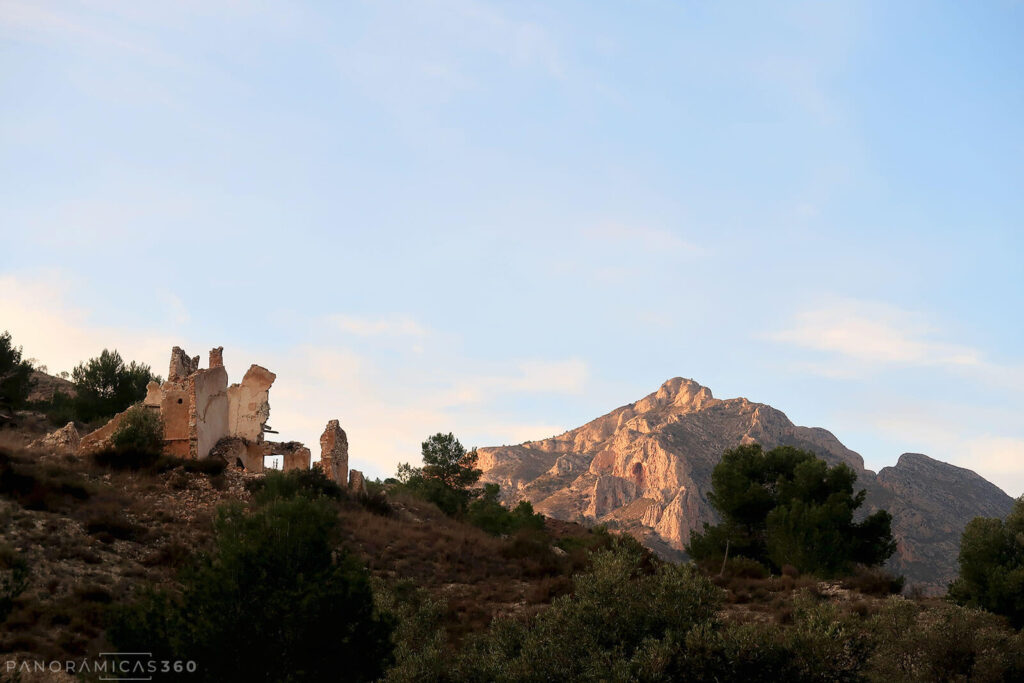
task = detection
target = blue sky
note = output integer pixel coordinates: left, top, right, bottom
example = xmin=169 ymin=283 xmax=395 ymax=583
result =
xmin=2 ymin=1 xmax=1022 ymax=493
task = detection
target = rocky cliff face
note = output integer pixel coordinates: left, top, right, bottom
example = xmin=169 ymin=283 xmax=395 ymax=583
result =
xmin=478 ymin=378 xmax=1014 ymax=591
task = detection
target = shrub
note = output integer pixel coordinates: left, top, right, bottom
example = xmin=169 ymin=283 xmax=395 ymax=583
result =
xmin=868 ymin=599 xmax=1024 ymax=681
xmin=454 ymin=545 xmax=721 ymax=680
xmin=94 ymin=406 xmax=164 ymax=470
xmin=84 ymin=503 xmax=142 ymax=542
xmin=245 ymin=467 xmax=344 ymax=505
xmin=182 ymin=457 xmax=227 ymax=476
xmin=107 ymin=497 xmax=394 ymax=682
xmin=0 ymin=545 xmax=29 ymax=624
xmin=721 ymin=556 xmax=770 ymax=579
xmin=841 ymin=565 xmax=905 ymax=596
xmin=466 ymin=483 xmax=545 ymax=535
xmin=0 ymin=448 xmax=92 ymax=512
xmin=111 ymin=406 xmax=164 ymax=454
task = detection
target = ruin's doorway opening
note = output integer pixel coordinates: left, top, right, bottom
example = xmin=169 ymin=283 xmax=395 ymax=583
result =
xmin=264 ymin=455 xmax=283 ymax=471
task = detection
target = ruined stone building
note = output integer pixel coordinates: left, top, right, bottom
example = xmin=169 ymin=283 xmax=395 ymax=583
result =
xmin=73 ymin=345 xmax=367 ymax=492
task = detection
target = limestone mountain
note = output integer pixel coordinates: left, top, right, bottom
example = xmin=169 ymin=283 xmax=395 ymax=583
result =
xmin=478 ymin=378 xmax=1014 ymax=591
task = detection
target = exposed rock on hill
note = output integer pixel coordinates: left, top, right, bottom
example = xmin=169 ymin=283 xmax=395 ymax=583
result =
xmin=26 ymin=370 xmax=75 ymax=403
xmin=478 ymin=378 xmax=1014 ymax=590
xmin=873 ymin=453 xmax=1013 ymax=589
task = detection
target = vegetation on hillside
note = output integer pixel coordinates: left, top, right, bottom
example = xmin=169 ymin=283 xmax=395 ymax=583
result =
xmin=384 ymin=539 xmax=1024 ymax=682
xmin=950 ymin=496 xmax=1024 ymax=628
xmin=66 ymin=349 xmax=160 ymax=424
xmin=3 ymin=436 xmax=1024 ymax=681
xmin=0 ymin=331 xmax=35 ymax=417
xmin=687 ymin=444 xmax=897 ymax=577
xmin=393 ymin=432 xmax=545 ymax=535
xmin=108 ymin=479 xmax=394 ymax=682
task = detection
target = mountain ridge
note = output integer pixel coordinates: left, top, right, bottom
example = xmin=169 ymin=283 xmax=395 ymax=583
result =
xmin=478 ymin=377 xmax=1014 ymax=591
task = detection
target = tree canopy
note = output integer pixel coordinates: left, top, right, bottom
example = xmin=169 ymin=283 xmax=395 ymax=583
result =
xmin=395 ymin=432 xmax=483 ymax=515
xmin=949 ymin=497 xmax=1024 ymax=627
xmin=70 ymin=349 xmax=160 ymax=423
xmin=687 ymin=444 xmax=896 ymax=577
xmin=0 ymin=331 xmax=35 ymax=414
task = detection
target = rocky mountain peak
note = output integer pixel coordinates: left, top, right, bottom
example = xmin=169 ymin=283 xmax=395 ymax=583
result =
xmin=636 ymin=377 xmax=718 ymax=415
xmin=478 ymin=379 xmax=1013 ymax=592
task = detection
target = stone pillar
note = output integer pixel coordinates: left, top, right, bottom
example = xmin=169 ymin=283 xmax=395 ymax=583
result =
xmin=348 ymin=469 xmax=368 ymax=497
xmin=319 ymin=419 xmax=349 ymax=486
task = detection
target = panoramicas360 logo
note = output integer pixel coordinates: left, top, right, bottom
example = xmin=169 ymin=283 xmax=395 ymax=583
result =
xmin=4 ymin=653 xmax=197 ymax=679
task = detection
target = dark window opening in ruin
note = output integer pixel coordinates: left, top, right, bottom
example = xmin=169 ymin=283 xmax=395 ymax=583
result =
xmin=264 ymin=455 xmax=283 ymax=471
xmin=632 ymin=462 xmax=645 ymax=488
xmin=177 ymin=398 xmax=183 ymax=404
xmin=235 ymin=458 xmax=244 ymax=469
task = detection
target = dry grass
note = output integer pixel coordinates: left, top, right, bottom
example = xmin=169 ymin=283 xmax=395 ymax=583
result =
xmin=337 ymin=491 xmax=601 ymax=639
xmin=0 ymin=445 xmax=248 ymax=666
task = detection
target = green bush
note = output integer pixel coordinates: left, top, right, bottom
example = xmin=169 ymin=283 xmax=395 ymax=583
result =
xmin=867 ymin=599 xmax=1024 ymax=681
xmin=111 ymin=406 xmax=164 ymax=453
xmin=452 ymin=546 xmax=722 ymax=681
xmin=245 ymin=467 xmax=344 ymax=505
xmin=107 ymin=497 xmax=393 ymax=682
xmin=93 ymin=406 xmax=164 ymax=470
xmin=466 ymin=483 xmax=545 ymax=535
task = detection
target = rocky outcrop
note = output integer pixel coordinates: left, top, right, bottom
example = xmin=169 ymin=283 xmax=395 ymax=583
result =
xmin=26 ymin=370 xmax=75 ymax=403
xmin=28 ymin=422 xmax=80 ymax=455
xmin=873 ymin=453 xmax=1013 ymax=590
xmin=478 ymin=377 xmax=1013 ymax=590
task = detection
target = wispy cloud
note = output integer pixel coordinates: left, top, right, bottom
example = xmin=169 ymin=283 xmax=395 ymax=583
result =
xmin=329 ymin=314 xmax=429 ymax=339
xmin=768 ymin=299 xmax=982 ymax=368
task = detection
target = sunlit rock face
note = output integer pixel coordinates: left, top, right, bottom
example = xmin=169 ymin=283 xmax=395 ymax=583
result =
xmin=478 ymin=378 xmax=1013 ymax=591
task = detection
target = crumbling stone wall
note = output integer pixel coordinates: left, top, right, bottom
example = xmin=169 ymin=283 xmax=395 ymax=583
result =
xmin=227 ymin=365 xmax=276 ymax=443
xmin=77 ymin=344 xmax=361 ymax=480
xmin=192 ymin=364 xmax=229 ymax=460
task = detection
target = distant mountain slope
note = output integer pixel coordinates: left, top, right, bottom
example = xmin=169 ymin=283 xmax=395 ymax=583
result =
xmin=478 ymin=378 xmax=1014 ymax=590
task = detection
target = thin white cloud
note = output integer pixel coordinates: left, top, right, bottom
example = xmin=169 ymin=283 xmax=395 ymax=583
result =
xmin=328 ymin=314 xmax=428 ymax=339
xmin=769 ymin=299 xmax=982 ymax=368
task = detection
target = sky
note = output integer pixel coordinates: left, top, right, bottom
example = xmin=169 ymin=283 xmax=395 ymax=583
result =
xmin=1 ymin=1 xmax=1022 ymax=493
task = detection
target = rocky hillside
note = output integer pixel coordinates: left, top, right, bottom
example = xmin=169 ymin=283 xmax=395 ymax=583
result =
xmin=478 ymin=378 xmax=1015 ymax=591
